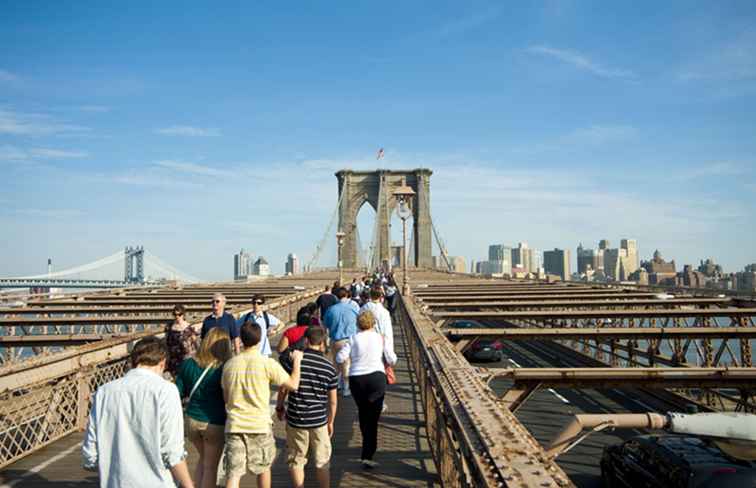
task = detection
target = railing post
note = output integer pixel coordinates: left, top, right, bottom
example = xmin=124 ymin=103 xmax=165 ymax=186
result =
xmin=77 ymin=368 xmax=92 ymax=430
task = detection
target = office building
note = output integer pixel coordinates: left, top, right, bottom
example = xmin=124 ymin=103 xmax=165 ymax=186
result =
xmin=641 ymin=250 xmax=676 ymax=285
xmin=285 ymin=253 xmax=300 ymax=275
xmin=253 ymin=257 xmax=270 ymax=276
xmin=486 ymin=244 xmax=512 ymax=276
xmin=234 ymin=248 xmax=253 ymax=280
xmin=543 ymin=248 xmax=571 ymax=281
xmin=576 ymin=243 xmax=599 ymax=275
xmin=512 ymin=242 xmax=536 ymax=274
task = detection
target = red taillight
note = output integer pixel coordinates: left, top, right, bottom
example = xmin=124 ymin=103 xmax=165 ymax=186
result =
xmin=493 ymin=341 xmax=503 ymax=350
xmin=713 ymin=467 xmax=737 ymax=475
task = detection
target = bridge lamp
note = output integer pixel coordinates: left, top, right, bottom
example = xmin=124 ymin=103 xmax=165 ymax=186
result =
xmin=336 ymin=230 xmax=346 ymax=286
xmin=393 ymin=185 xmax=416 ymax=295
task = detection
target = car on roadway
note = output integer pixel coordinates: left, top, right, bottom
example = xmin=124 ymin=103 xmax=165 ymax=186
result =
xmin=601 ymin=434 xmax=756 ymax=488
xmin=445 ymin=319 xmax=479 ymax=342
xmin=463 ymin=338 xmax=504 ymax=362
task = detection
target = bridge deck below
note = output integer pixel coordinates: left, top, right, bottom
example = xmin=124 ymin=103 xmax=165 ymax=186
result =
xmin=0 ymin=321 xmax=439 ymax=488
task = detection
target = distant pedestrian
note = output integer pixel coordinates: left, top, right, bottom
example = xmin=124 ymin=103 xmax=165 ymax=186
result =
xmin=323 ymin=287 xmax=359 ymax=397
xmin=336 ymin=310 xmax=397 ymax=468
xmin=315 ymin=285 xmax=338 ymax=321
xmin=222 ymin=321 xmax=304 ymax=488
xmin=201 ymin=293 xmax=240 ymax=353
xmin=166 ymin=304 xmax=201 ymax=377
xmin=239 ymin=294 xmax=282 ymax=358
xmin=175 ymin=328 xmax=233 ymax=488
xmin=82 ymin=336 xmax=195 ymax=488
xmin=276 ymin=326 xmax=338 ymax=488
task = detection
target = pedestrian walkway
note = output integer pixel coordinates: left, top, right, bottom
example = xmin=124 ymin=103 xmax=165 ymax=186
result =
xmin=0 ymin=320 xmax=440 ymax=487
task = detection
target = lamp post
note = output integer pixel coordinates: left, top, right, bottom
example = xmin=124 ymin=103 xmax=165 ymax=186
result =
xmin=336 ymin=230 xmax=345 ymax=286
xmin=393 ymin=185 xmax=416 ymax=295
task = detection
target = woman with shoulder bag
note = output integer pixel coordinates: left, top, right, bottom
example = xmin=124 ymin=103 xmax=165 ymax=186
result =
xmin=175 ymin=328 xmax=232 ymax=488
xmin=336 ymin=310 xmax=397 ymax=469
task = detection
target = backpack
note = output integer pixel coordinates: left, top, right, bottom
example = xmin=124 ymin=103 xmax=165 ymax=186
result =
xmin=243 ymin=311 xmax=270 ymax=331
xmin=279 ymin=326 xmax=308 ymax=368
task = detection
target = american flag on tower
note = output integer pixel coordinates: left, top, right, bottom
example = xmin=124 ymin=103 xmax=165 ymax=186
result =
xmin=376 ymin=147 xmax=384 ymax=160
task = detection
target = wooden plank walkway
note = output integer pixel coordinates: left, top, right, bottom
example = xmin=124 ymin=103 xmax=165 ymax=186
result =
xmin=0 ymin=320 xmax=440 ymax=488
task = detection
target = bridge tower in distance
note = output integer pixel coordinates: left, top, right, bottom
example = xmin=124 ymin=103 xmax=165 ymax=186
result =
xmin=124 ymin=246 xmax=145 ymax=283
xmin=336 ymin=169 xmax=433 ymax=269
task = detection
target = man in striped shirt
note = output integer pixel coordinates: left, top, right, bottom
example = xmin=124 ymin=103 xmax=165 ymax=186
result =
xmin=275 ymin=326 xmax=338 ymax=488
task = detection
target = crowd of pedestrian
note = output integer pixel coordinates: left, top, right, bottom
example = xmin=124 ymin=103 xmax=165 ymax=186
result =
xmin=82 ymin=271 xmax=399 ymax=488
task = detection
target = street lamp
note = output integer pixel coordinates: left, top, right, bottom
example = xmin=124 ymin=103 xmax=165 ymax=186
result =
xmin=393 ymin=185 xmax=415 ymax=295
xmin=336 ymin=230 xmax=346 ymax=286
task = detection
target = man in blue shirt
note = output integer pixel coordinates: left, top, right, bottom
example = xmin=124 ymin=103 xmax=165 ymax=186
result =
xmin=238 ymin=294 xmax=282 ymax=357
xmin=201 ymin=293 xmax=240 ymax=353
xmin=323 ymin=287 xmax=358 ymax=397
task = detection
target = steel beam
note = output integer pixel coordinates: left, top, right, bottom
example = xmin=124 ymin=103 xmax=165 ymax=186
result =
xmin=486 ymin=367 xmax=756 ymax=389
xmin=446 ymin=326 xmax=756 ymax=340
xmin=433 ymin=307 xmax=756 ymax=319
xmin=425 ymin=298 xmax=729 ymax=309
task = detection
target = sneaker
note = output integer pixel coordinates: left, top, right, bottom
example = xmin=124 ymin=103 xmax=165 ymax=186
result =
xmin=343 ymin=386 xmax=351 ymax=398
xmin=381 ymin=403 xmax=388 ymax=413
xmin=361 ymin=459 xmax=378 ymax=469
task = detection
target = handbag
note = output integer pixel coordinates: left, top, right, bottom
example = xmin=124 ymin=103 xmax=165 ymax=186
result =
xmin=384 ymin=361 xmax=396 ymax=385
xmin=380 ymin=333 xmax=396 ymax=385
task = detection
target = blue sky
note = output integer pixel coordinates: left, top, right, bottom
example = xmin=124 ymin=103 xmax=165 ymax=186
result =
xmin=2 ymin=1 xmax=755 ymax=280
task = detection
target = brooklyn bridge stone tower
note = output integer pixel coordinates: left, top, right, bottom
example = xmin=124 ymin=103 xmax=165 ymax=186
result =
xmin=335 ymin=169 xmax=433 ymax=269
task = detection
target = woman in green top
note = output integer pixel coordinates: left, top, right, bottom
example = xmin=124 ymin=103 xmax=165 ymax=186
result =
xmin=176 ymin=327 xmax=232 ymax=488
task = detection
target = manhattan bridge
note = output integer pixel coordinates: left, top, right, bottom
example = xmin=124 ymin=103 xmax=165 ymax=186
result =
xmin=1 ymin=169 xmax=755 ymax=488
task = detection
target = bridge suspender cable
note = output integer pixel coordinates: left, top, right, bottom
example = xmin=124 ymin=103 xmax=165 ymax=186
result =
xmin=307 ymin=187 xmax=346 ymax=271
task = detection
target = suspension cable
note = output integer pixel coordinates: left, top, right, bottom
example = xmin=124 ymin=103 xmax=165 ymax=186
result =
xmin=307 ymin=187 xmax=346 ymax=270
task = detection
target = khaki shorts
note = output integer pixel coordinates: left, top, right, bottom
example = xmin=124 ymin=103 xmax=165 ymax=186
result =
xmin=185 ymin=417 xmax=224 ymax=445
xmin=286 ymin=424 xmax=331 ymax=469
xmin=224 ymin=432 xmax=276 ymax=477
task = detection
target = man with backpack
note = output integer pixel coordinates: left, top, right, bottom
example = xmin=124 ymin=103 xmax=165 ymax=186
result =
xmin=239 ymin=294 xmax=282 ymax=358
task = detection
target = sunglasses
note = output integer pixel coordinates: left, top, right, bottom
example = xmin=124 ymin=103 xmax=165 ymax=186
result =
xmin=254 ymin=300 xmax=263 ymax=305
xmin=173 ymin=312 xmax=183 ymax=316
xmin=212 ymin=299 xmax=222 ymax=304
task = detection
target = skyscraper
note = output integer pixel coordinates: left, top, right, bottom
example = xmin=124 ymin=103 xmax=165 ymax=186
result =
xmin=234 ymin=248 xmax=253 ymax=280
xmin=285 ymin=253 xmax=300 ymax=275
xmin=576 ymin=243 xmax=599 ymax=275
xmin=486 ymin=244 xmax=512 ymax=276
xmin=543 ymin=248 xmax=571 ymax=281
xmin=512 ymin=242 xmax=535 ymax=274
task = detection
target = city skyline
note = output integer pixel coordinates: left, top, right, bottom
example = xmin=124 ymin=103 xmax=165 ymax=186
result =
xmin=2 ymin=2 xmax=755 ymax=280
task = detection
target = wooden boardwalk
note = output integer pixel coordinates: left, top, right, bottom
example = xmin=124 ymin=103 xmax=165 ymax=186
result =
xmin=0 ymin=322 xmax=439 ymax=488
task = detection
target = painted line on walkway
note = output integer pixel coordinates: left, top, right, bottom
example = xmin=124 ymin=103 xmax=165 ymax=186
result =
xmin=0 ymin=441 xmax=81 ymax=488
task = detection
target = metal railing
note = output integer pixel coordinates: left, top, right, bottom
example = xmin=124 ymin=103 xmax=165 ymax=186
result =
xmin=0 ymin=287 xmax=322 ymax=469
xmin=396 ymin=292 xmax=574 ymax=487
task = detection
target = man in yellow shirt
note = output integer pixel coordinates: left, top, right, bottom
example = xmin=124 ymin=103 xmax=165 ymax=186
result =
xmin=222 ymin=320 xmax=303 ymax=488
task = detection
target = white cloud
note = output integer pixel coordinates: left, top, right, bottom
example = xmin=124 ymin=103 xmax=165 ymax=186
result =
xmin=17 ymin=208 xmax=84 ymax=218
xmin=30 ymin=148 xmax=89 ymax=159
xmin=0 ymin=109 xmax=91 ymax=136
xmin=558 ymin=124 xmax=638 ymax=146
xmin=154 ymin=160 xmax=230 ymax=177
xmin=435 ymin=8 xmax=501 ymax=39
xmin=682 ymin=162 xmax=748 ymax=180
xmin=0 ymin=145 xmax=88 ymax=161
xmin=678 ymin=31 xmax=756 ymax=82
xmin=0 ymin=70 xmax=17 ymax=82
xmin=527 ymin=45 xmax=637 ymax=79
xmin=0 ymin=145 xmax=30 ymax=161
xmin=154 ymin=126 xmax=221 ymax=137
